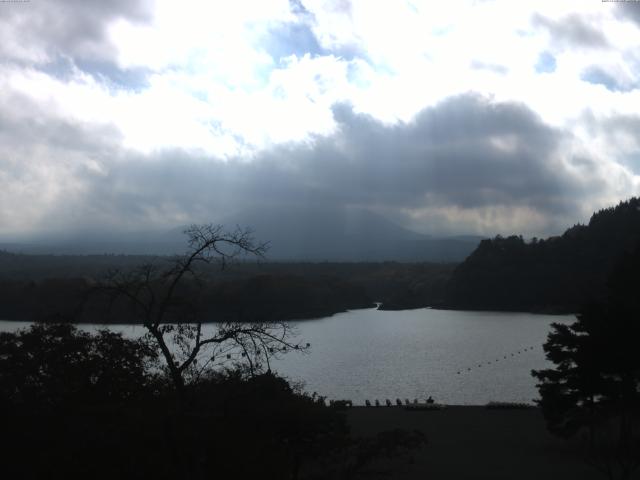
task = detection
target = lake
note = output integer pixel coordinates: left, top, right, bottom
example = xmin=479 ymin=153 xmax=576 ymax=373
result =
xmin=0 ymin=307 xmax=574 ymax=405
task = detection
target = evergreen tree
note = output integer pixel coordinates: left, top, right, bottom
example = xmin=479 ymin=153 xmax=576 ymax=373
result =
xmin=532 ymin=244 xmax=640 ymax=479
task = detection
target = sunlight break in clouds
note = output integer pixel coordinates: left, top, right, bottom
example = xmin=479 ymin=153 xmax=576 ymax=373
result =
xmin=0 ymin=0 xmax=639 ymax=238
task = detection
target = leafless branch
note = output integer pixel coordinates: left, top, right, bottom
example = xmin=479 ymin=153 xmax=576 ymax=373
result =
xmin=96 ymin=224 xmax=303 ymax=394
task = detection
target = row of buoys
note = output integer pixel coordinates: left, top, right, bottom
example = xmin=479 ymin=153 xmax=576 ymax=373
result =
xmin=364 ymin=398 xmax=434 ymax=407
xmin=455 ymin=345 xmax=538 ymax=375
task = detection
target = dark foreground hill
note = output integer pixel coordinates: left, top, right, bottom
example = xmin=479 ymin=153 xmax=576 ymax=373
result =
xmin=444 ymin=197 xmax=640 ymax=313
xmin=347 ymin=406 xmax=600 ymax=479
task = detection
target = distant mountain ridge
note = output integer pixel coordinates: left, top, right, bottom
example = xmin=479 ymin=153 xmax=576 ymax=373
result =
xmin=444 ymin=197 xmax=640 ymax=313
xmin=216 ymin=205 xmax=483 ymax=262
xmin=3 ymin=206 xmax=483 ymax=262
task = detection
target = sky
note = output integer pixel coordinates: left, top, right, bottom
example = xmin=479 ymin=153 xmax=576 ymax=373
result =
xmin=1 ymin=0 xmax=639 ymax=240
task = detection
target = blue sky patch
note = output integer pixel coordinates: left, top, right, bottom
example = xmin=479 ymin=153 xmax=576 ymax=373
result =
xmin=265 ymin=22 xmax=328 ymax=61
xmin=535 ymin=51 xmax=556 ymax=73
xmin=76 ymin=59 xmax=151 ymax=92
xmin=581 ymin=66 xmax=636 ymax=92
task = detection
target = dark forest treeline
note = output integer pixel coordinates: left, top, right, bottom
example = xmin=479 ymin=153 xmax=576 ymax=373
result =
xmin=3 ymin=197 xmax=640 ymax=320
xmin=444 ymin=197 xmax=640 ymax=313
xmin=0 ymin=256 xmax=454 ymax=323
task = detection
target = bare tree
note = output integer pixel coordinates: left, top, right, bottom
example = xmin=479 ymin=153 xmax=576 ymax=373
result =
xmin=100 ymin=224 xmax=308 ymax=394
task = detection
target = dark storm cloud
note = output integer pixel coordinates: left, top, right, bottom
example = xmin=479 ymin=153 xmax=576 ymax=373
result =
xmin=285 ymin=95 xmax=585 ymax=214
xmin=0 ymin=90 xmax=121 ymax=157
xmin=531 ymin=13 xmax=609 ymax=49
xmin=1 ymin=88 xmax=604 ymax=236
xmin=43 ymin=94 xmax=597 ymax=235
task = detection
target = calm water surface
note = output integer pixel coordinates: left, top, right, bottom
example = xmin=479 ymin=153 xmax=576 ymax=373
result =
xmin=0 ymin=308 xmax=574 ymax=405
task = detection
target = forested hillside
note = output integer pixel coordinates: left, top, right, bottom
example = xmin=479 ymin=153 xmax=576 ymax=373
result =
xmin=445 ymin=198 xmax=640 ymax=313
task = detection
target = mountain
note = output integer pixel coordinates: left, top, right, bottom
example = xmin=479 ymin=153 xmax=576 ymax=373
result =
xmin=444 ymin=197 xmax=640 ymax=313
xmin=0 ymin=229 xmax=185 ymax=256
xmin=2 ymin=206 xmax=483 ymax=262
xmin=216 ymin=205 xmax=483 ymax=262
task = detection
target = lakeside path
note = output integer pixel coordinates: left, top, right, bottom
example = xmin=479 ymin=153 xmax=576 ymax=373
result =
xmin=347 ymin=406 xmax=603 ymax=479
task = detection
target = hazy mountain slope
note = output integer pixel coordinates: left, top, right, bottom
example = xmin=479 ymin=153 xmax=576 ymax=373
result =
xmin=217 ymin=205 xmax=482 ymax=261
xmin=3 ymin=206 xmax=483 ymax=262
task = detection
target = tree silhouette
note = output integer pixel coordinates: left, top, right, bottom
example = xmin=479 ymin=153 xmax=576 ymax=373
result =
xmin=532 ymin=244 xmax=640 ymax=479
xmin=447 ymin=197 xmax=640 ymax=312
xmin=100 ymin=224 xmax=309 ymax=395
xmin=0 ymin=323 xmax=157 ymax=409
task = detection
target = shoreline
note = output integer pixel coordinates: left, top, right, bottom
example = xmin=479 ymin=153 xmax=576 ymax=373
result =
xmin=0 ymin=303 xmax=576 ymax=325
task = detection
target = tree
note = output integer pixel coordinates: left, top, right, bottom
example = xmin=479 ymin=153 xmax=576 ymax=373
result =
xmin=0 ymin=323 xmax=157 ymax=409
xmin=100 ymin=224 xmax=308 ymax=395
xmin=532 ymin=244 xmax=640 ymax=479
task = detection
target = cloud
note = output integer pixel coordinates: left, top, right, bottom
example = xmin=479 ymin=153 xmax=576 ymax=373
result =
xmin=532 ymin=13 xmax=609 ymax=49
xmin=470 ymin=61 xmax=508 ymax=75
xmin=581 ymin=65 xmax=638 ymax=93
xmin=591 ymin=113 xmax=640 ymax=174
xmin=1 ymin=1 xmax=639 ymax=240
xmin=0 ymin=0 xmax=153 ymax=64
xmin=266 ymin=21 xmax=328 ymax=60
xmin=616 ymin=3 xmax=640 ymax=26
xmin=0 ymin=89 xmax=123 ymax=236
xmin=2 ymin=93 xmax=623 ymax=238
xmin=291 ymin=95 xmax=589 ymax=219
